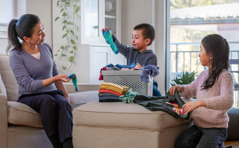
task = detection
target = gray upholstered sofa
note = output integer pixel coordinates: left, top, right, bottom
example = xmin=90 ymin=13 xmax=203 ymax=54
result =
xmin=0 ymin=54 xmax=99 ymax=148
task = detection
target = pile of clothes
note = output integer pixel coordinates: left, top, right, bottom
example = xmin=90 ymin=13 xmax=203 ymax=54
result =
xmin=98 ymin=82 xmax=129 ymax=102
xmin=99 ymin=84 xmax=189 ymax=119
xmin=133 ymin=91 xmax=189 ymax=119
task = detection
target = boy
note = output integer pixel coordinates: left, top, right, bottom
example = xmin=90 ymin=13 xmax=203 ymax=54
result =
xmin=102 ymin=24 xmax=161 ymax=96
xmin=102 ymin=23 xmax=157 ymax=67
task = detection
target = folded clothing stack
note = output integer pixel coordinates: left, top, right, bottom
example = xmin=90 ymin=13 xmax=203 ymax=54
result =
xmin=98 ymin=82 xmax=130 ymax=102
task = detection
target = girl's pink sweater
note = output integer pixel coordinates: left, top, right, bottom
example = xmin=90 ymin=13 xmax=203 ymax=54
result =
xmin=181 ymin=69 xmax=234 ymax=128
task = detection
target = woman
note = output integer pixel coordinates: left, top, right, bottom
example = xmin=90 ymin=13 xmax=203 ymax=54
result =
xmin=7 ymin=14 xmax=73 ymax=148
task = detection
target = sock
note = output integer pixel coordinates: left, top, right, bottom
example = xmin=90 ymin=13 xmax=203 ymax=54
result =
xmin=62 ymin=138 xmax=73 ymax=148
xmin=102 ymin=29 xmax=118 ymax=54
xmin=49 ymin=134 xmax=62 ymax=148
xmin=72 ymin=76 xmax=78 ymax=92
xmin=67 ymin=73 xmax=78 ymax=92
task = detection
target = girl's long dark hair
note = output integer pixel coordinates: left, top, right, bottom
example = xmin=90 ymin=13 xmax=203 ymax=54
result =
xmin=201 ymin=34 xmax=230 ymax=89
xmin=6 ymin=14 xmax=40 ymax=52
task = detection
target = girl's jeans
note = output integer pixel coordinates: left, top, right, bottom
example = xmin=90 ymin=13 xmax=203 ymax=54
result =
xmin=175 ymin=125 xmax=227 ymax=148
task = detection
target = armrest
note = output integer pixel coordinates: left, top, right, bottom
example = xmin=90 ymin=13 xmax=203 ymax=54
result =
xmin=64 ymin=83 xmax=100 ymax=108
xmin=64 ymin=83 xmax=100 ymax=93
xmin=0 ymin=94 xmax=8 ymax=148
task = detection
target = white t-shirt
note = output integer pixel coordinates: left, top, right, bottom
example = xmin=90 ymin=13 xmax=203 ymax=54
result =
xmin=31 ymin=52 xmax=41 ymax=60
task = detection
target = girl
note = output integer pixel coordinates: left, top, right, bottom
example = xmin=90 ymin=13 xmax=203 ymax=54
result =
xmin=169 ymin=34 xmax=234 ymax=148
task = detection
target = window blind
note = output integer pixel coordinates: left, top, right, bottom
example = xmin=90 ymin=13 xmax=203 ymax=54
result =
xmin=0 ymin=0 xmax=15 ymax=26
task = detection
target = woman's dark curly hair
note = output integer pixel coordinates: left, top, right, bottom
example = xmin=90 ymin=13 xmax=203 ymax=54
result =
xmin=201 ymin=34 xmax=230 ymax=89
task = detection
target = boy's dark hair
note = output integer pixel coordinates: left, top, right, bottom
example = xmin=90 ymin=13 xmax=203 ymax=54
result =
xmin=134 ymin=23 xmax=155 ymax=46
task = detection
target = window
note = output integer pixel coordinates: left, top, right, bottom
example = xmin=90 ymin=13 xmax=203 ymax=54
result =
xmin=169 ymin=0 xmax=239 ymax=108
xmin=0 ymin=0 xmax=15 ymax=24
xmin=85 ymin=0 xmax=99 ymax=37
xmin=0 ymin=0 xmax=15 ymax=37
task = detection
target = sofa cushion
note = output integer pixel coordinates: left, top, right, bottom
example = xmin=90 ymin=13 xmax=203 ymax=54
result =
xmin=0 ymin=54 xmax=18 ymax=101
xmin=8 ymin=101 xmax=42 ymax=128
xmin=69 ymin=91 xmax=99 ymax=108
xmin=73 ymin=101 xmax=191 ymax=131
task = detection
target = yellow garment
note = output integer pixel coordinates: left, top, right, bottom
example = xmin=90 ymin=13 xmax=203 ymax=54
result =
xmin=99 ymin=82 xmax=129 ymax=95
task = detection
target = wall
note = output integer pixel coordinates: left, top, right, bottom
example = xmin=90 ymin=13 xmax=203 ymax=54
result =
xmin=16 ymin=0 xmax=26 ymax=18
xmin=154 ymin=0 xmax=168 ymax=95
xmin=121 ymin=0 xmax=153 ymax=45
xmin=121 ymin=0 xmax=167 ymax=94
xmin=26 ymin=0 xmax=52 ymax=46
xmin=25 ymin=0 xmax=167 ymax=92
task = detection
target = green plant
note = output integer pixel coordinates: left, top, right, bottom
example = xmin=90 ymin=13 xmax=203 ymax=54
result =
xmin=54 ymin=0 xmax=80 ymax=70
xmin=171 ymin=71 xmax=197 ymax=86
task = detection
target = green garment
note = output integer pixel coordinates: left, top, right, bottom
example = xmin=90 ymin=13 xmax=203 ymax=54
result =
xmin=102 ymin=29 xmax=118 ymax=54
xmin=119 ymin=88 xmax=140 ymax=103
xmin=67 ymin=73 xmax=78 ymax=92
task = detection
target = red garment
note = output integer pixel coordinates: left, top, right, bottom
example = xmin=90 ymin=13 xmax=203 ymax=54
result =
xmin=99 ymin=89 xmax=124 ymax=96
xmin=170 ymin=103 xmax=185 ymax=115
xmin=99 ymin=67 xmax=107 ymax=80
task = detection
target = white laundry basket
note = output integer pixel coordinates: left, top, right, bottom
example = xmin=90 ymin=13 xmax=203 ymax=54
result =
xmin=102 ymin=70 xmax=153 ymax=96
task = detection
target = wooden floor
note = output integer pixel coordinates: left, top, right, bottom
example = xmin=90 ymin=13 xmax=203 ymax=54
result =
xmin=224 ymin=140 xmax=239 ymax=148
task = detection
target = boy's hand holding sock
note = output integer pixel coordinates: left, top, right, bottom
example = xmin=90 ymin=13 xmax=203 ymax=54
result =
xmin=102 ymin=29 xmax=118 ymax=54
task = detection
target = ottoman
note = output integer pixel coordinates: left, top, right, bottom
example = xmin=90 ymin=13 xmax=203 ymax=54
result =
xmin=73 ymin=101 xmax=192 ymax=148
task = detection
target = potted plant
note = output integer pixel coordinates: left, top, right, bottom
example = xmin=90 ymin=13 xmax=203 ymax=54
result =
xmin=171 ymin=71 xmax=197 ymax=86
xmin=54 ymin=0 xmax=80 ymax=70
